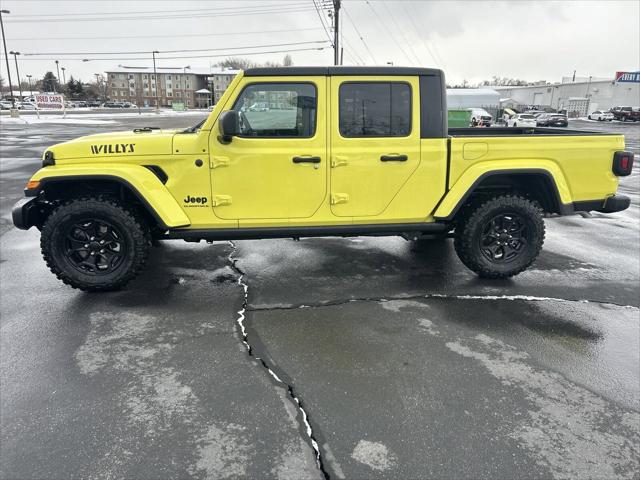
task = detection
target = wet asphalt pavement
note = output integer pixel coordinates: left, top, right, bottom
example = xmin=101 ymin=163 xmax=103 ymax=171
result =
xmin=1 ymin=114 xmax=639 ymax=479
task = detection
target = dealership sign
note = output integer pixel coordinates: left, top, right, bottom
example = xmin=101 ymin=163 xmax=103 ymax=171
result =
xmin=35 ymin=94 xmax=65 ymax=109
xmin=615 ymin=71 xmax=640 ymax=83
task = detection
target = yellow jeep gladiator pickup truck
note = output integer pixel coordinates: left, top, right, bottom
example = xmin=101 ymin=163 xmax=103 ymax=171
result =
xmin=12 ymin=67 xmax=634 ymax=291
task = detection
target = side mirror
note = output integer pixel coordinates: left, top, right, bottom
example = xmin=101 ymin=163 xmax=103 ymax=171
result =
xmin=218 ymin=110 xmax=240 ymax=144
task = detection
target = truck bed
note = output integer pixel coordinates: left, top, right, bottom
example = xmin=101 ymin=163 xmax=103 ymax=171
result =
xmin=448 ymin=127 xmax=613 ymax=137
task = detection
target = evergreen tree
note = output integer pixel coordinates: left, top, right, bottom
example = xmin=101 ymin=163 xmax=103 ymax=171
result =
xmin=42 ymin=72 xmax=59 ymax=93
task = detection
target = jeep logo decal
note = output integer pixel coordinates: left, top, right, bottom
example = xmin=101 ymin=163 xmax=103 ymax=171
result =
xmin=90 ymin=143 xmax=135 ymax=155
xmin=184 ymin=196 xmax=208 ymax=205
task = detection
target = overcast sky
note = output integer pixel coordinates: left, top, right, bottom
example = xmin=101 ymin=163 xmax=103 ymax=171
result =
xmin=1 ymin=0 xmax=638 ymax=86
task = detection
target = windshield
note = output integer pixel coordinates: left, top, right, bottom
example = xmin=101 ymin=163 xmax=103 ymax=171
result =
xmin=520 ymin=114 xmax=535 ymax=119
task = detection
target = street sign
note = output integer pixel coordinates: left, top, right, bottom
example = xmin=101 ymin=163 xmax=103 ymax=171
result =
xmin=172 ymin=102 xmax=186 ymax=111
xmin=34 ymin=94 xmax=65 ymax=109
xmin=615 ymin=72 xmax=640 ymax=83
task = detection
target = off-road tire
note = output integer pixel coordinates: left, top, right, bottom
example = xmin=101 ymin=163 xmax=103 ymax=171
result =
xmin=41 ymin=196 xmax=150 ymax=292
xmin=454 ymin=194 xmax=545 ymax=279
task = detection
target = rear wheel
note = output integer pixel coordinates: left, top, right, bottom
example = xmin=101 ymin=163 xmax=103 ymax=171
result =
xmin=41 ymin=197 xmax=150 ymax=291
xmin=454 ymin=194 xmax=545 ymax=278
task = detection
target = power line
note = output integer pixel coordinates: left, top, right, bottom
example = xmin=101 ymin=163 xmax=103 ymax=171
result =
xmin=381 ymin=1 xmax=421 ymax=66
xmin=399 ymin=2 xmax=442 ymax=68
xmin=5 ymin=6 xmax=322 ymax=23
xmin=22 ymin=40 xmax=330 ymax=57
xmin=312 ymin=0 xmax=334 ymax=46
xmin=7 ymin=2 xmax=311 ymax=18
xmin=7 ymin=27 xmax=325 ymax=42
xmin=342 ymin=3 xmax=376 ymax=64
xmin=365 ymin=0 xmax=414 ymax=65
xmin=1 ymin=46 xmax=329 ymax=62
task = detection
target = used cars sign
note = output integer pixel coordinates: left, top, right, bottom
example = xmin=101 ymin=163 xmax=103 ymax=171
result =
xmin=35 ymin=94 xmax=65 ymax=109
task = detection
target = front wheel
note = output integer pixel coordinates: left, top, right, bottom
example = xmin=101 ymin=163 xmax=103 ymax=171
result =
xmin=41 ymin=197 xmax=151 ymax=291
xmin=454 ymin=195 xmax=545 ymax=279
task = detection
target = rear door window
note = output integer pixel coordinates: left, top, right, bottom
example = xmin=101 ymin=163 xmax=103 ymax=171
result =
xmin=339 ymin=82 xmax=411 ymax=137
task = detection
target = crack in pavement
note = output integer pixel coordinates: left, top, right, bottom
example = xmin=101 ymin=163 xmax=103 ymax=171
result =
xmin=246 ymin=293 xmax=640 ymax=312
xmin=226 ymin=241 xmax=330 ymax=480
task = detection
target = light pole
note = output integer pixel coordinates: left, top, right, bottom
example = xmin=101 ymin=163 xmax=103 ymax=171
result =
xmin=9 ymin=51 xmax=21 ymax=100
xmin=152 ymin=50 xmax=159 ymax=110
xmin=0 ymin=9 xmax=15 ymax=107
xmin=61 ymin=66 xmax=66 ymax=86
xmin=54 ymin=60 xmax=60 ymax=92
xmin=26 ymin=74 xmax=33 ymax=96
xmin=94 ymin=73 xmax=101 ymax=101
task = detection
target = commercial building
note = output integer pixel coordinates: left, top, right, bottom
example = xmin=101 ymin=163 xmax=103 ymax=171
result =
xmin=105 ymin=67 xmax=239 ymax=108
xmin=493 ymin=72 xmax=640 ymax=116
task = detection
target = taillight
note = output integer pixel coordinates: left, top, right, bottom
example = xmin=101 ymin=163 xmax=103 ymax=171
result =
xmin=613 ymin=151 xmax=634 ymax=176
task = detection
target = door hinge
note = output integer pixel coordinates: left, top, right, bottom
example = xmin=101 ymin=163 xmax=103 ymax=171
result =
xmin=331 ymin=193 xmax=349 ymax=205
xmin=212 ymin=195 xmax=232 ymax=206
xmin=331 ymin=156 xmax=348 ymax=168
xmin=210 ymin=156 xmax=230 ymax=169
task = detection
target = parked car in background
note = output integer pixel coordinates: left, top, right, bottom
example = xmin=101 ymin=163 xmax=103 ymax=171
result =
xmin=248 ymin=102 xmax=269 ymax=112
xmin=588 ymin=110 xmax=614 ymax=121
xmin=610 ymin=106 xmax=640 ymax=122
xmin=0 ymin=99 xmax=14 ymax=110
xmin=467 ymin=107 xmax=493 ymax=127
xmin=17 ymin=102 xmax=37 ymax=110
xmin=88 ymin=100 xmax=102 ymax=107
xmin=73 ymin=101 xmax=88 ymax=108
xmin=536 ymin=113 xmax=568 ymax=127
xmin=507 ymin=113 xmax=537 ymax=127
xmin=525 ymin=110 xmax=545 ymax=118
xmin=102 ymin=101 xmax=124 ymax=108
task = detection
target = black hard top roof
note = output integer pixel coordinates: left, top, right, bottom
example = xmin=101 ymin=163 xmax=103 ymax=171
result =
xmin=243 ymin=66 xmax=443 ymax=77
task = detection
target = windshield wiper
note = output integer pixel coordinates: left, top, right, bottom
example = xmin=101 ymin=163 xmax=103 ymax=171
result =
xmin=182 ymin=119 xmax=207 ymax=133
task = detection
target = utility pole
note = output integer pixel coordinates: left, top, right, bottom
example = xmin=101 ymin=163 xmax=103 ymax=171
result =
xmin=9 ymin=51 xmax=21 ymax=100
xmin=152 ymin=50 xmax=159 ymax=110
xmin=26 ymin=74 xmax=32 ymax=96
xmin=0 ymin=9 xmax=15 ymax=108
xmin=55 ymin=60 xmax=60 ymax=92
xmin=333 ymin=0 xmax=341 ymax=66
xmin=61 ymin=66 xmax=66 ymax=86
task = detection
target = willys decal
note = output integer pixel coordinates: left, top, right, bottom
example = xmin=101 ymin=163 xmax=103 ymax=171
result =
xmin=90 ymin=144 xmax=136 ymax=155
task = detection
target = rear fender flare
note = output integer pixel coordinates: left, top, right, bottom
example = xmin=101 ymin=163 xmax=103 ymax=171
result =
xmin=433 ymin=161 xmax=572 ymax=220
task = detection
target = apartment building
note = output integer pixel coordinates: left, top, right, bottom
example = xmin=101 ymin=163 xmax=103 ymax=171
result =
xmin=105 ymin=67 xmax=239 ymax=108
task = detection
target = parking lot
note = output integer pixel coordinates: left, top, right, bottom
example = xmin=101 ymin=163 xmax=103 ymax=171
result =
xmin=1 ymin=114 xmax=639 ymax=479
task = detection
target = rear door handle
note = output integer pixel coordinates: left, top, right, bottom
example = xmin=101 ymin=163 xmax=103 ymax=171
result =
xmin=380 ymin=154 xmax=408 ymax=162
xmin=292 ymin=156 xmax=321 ymax=164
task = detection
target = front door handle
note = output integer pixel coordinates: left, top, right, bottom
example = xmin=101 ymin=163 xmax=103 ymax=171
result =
xmin=380 ymin=154 xmax=408 ymax=162
xmin=292 ymin=156 xmax=321 ymax=164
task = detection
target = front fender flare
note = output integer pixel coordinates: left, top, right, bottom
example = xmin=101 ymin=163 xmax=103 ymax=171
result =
xmin=30 ymin=165 xmax=190 ymax=229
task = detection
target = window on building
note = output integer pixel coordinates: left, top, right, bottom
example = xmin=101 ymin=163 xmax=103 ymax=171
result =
xmin=118 ymin=73 xmax=124 ymax=79
xmin=129 ymin=74 xmax=134 ymax=80
xmin=111 ymin=83 xmax=115 ymax=87
xmin=110 ymin=74 xmax=115 ymax=79
xmin=143 ymin=75 xmax=148 ymax=80
xmin=186 ymin=84 xmax=190 ymax=89
xmin=167 ymin=75 xmax=171 ymax=80
xmin=167 ymin=92 xmax=172 ymax=97
xmin=177 ymin=92 xmax=181 ymax=97
xmin=339 ymin=82 xmax=411 ymax=137
xmin=232 ymin=83 xmax=317 ymax=138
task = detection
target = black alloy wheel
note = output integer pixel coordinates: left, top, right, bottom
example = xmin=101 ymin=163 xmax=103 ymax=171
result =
xmin=479 ymin=213 xmax=527 ymax=263
xmin=64 ymin=219 xmax=127 ymax=274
